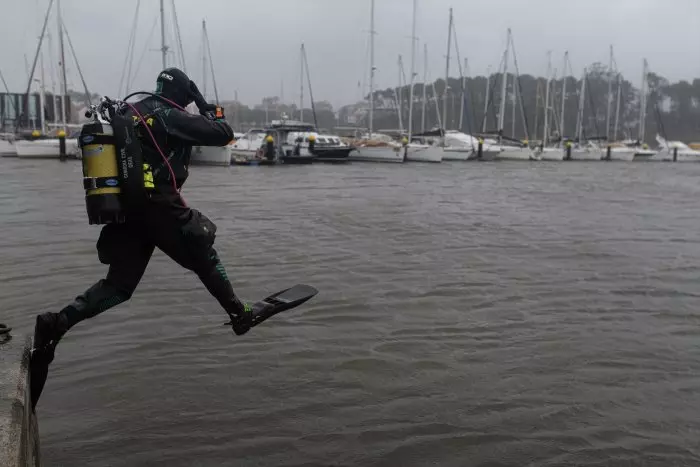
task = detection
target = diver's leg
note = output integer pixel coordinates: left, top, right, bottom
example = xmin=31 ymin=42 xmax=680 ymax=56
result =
xmin=152 ymin=209 xmax=251 ymax=334
xmin=31 ymin=224 xmax=154 ymax=408
xmin=36 ymin=223 xmax=154 ymax=341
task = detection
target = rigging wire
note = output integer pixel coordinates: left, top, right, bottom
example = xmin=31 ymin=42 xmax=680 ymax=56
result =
xmin=61 ymin=19 xmax=92 ymax=105
xmin=171 ymin=0 xmax=187 ymax=74
xmin=118 ymin=0 xmax=140 ymax=97
xmin=203 ymin=22 xmax=219 ymax=103
xmin=131 ymin=15 xmax=160 ymax=95
xmin=450 ymin=22 xmax=475 ymax=149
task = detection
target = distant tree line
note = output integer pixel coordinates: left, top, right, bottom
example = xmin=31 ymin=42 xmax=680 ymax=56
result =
xmin=361 ymin=64 xmax=700 ymax=143
xmin=66 ymin=66 xmax=698 ymax=143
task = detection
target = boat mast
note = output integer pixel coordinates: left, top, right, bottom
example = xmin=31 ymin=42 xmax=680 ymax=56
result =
xmin=300 ymin=43 xmax=304 ymax=122
xmin=171 ymin=0 xmax=187 ymax=73
xmin=442 ymin=7 xmax=452 ymax=132
xmin=605 ymin=45 xmax=613 ymax=141
xmin=543 ymin=51 xmax=551 ymax=146
xmin=422 ymin=43 xmax=427 ymax=133
xmin=482 ymin=65 xmax=490 ymax=133
xmin=368 ymin=0 xmax=375 ymax=136
xmin=459 ymin=58 xmax=467 ymax=131
xmin=39 ymin=48 xmax=46 ymax=133
xmin=302 ymin=44 xmax=318 ymax=128
xmin=201 ymin=20 xmax=207 ymax=100
xmin=396 ymin=55 xmax=404 ymax=133
xmin=638 ymin=58 xmax=648 ymax=143
xmin=613 ymin=72 xmax=621 ymax=141
xmin=57 ymin=0 xmax=67 ymax=128
xmin=511 ymin=72 xmax=517 ymax=137
xmin=498 ymin=29 xmax=510 ymax=140
xmin=576 ymin=67 xmax=587 ymax=143
xmin=47 ymin=29 xmax=58 ymax=127
xmin=204 ymin=20 xmax=219 ymax=103
xmin=24 ymin=0 xmax=54 ymax=101
xmin=160 ymin=0 xmax=168 ymax=69
xmin=431 ymin=79 xmax=443 ymax=130
xmin=407 ymin=0 xmax=417 ymax=141
xmin=559 ymin=51 xmax=568 ymax=140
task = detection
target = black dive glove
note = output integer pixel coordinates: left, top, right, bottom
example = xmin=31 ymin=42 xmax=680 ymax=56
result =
xmin=198 ymin=103 xmax=225 ymax=121
xmin=189 ymin=80 xmax=224 ymax=120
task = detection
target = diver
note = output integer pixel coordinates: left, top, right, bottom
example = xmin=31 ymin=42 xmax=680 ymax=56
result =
xmin=30 ymin=68 xmax=251 ymax=408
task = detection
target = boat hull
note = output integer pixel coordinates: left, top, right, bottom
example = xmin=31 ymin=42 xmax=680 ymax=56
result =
xmin=441 ymin=148 xmax=470 ymax=161
xmin=607 ymin=149 xmax=635 ymax=161
xmin=570 ymin=149 xmax=603 ymax=161
xmin=0 ymin=139 xmax=16 ymax=157
xmin=349 ymin=146 xmax=405 ymax=163
xmin=191 ymin=146 xmax=231 ymax=166
xmin=406 ymin=146 xmax=442 ymax=163
xmin=633 ymin=150 xmax=657 ymax=161
xmin=539 ymin=149 xmax=565 ymax=161
xmin=496 ymin=147 xmax=536 ymax=161
xmin=312 ymin=147 xmax=354 ymax=163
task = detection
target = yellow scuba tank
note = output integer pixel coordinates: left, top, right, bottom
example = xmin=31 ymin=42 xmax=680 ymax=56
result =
xmin=80 ymin=121 xmax=123 ymax=224
xmin=79 ymin=110 xmax=147 ymax=225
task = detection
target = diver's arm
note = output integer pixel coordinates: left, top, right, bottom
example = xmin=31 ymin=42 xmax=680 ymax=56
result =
xmin=164 ymin=109 xmax=234 ymax=146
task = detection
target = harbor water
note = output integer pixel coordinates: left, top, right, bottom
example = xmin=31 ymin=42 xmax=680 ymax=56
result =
xmin=1 ymin=158 xmax=699 ymax=466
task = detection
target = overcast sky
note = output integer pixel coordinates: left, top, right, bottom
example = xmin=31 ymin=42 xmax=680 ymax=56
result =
xmin=1 ymin=0 xmax=698 ymax=109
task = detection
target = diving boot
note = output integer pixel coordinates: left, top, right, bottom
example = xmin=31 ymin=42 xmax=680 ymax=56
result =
xmin=33 ymin=312 xmax=69 ymax=358
xmin=227 ymin=303 xmax=253 ymax=336
xmin=30 ymin=311 xmax=69 ymax=409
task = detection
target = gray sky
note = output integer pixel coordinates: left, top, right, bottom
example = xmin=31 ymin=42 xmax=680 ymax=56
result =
xmin=1 ymin=0 xmax=699 ymax=109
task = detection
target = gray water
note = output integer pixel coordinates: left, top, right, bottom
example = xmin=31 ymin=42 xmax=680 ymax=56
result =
xmin=1 ymin=157 xmax=700 ymax=466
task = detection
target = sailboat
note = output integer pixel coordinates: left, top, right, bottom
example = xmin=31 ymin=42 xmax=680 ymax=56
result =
xmin=190 ymin=19 xmax=231 ymax=166
xmin=570 ymin=67 xmax=603 ymax=160
xmin=492 ymin=30 xmax=536 ymax=161
xmin=655 ymin=136 xmax=700 ymax=162
xmin=631 ymin=59 xmax=657 ymax=161
xmin=537 ymin=51 xmax=565 ymax=161
xmin=349 ymin=0 xmax=405 ymax=163
xmin=601 ymin=46 xmax=635 ymax=162
xmin=16 ymin=0 xmax=81 ymax=159
xmin=403 ymin=0 xmax=442 ymax=163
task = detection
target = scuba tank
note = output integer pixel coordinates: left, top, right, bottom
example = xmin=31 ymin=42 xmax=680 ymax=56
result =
xmin=79 ymin=98 xmax=148 ymax=225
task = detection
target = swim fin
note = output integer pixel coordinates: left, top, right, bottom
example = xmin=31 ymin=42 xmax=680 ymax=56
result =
xmin=225 ymin=284 xmax=318 ymax=334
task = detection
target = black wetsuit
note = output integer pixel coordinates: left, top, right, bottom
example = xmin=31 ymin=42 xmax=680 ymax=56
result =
xmin=59 ymin=96 xmax=245 ymax=332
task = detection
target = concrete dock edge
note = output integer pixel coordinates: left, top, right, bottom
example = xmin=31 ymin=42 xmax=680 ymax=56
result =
xmin=0 ymin=333 xmax=41 ymax=466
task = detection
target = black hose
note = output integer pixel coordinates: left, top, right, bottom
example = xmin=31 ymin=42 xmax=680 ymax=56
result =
xmin=0 ymin=323 xmax=11 ymax=335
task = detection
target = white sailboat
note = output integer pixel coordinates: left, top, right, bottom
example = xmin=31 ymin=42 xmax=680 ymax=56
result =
xmin=569 ymin=66 xmax=603 ymax=160
xmin=633 ymin=59 xmax=657 ymax=161
xmin=537 ymin=52 xmax=564 ymax=161
xmin=229 ymin=128 xmax=266 ymax=159
xmin=403 ymin=0 xmax=441 ymax=163
xmin=601 ymin=45 xmax=635 ymax=162
xmin=350 ymin=0 xmax=405 ymax=163
xmin=494 ymin=30 xmax=536 ymax=161
xmin=654 ymin=136 xmax=700 ymax=162
xmin=17 ymin=0 xmax=80 ymax=159
xmin=190 ymin=18 xmax=230 ymax=166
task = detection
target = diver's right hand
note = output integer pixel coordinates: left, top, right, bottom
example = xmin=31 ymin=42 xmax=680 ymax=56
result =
xmin=199 ymin=103 xmax=225 ymax=121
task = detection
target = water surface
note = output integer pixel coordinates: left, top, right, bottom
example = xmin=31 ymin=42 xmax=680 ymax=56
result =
xmin=1 ymin=158 xmax=699 ymax=466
